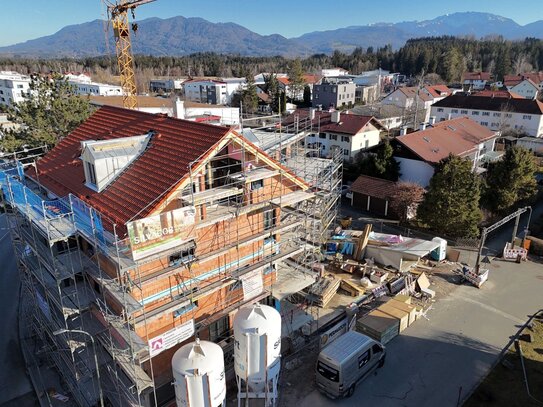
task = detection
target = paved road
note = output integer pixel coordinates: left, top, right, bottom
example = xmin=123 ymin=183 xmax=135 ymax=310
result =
xmin=299 ymin=257 xmax=543 ymax=407
xmin=0 ymin=213 xmax=36 ymax=406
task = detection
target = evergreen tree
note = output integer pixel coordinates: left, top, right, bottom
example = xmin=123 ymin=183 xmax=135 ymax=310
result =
xmin=417 ymin=155 xmax=482 ymax=238
xmin=482 ymin=146 xmax=538 ymax=214
xmin=303 ymin=85 xmax=311 ymax=106
xmin=358 ymin=141 xmax=400 ymax=181
xmin=3 ymin=73 xmax=93 ymax=151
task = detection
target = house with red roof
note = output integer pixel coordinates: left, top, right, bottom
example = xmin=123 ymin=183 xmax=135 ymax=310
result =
xmin=283 ymin=109 xmax=385 ymax=161
xmin=14 ymin=105 xmax=315 ymax=404
xmin=382 ymin=85 xmax=452 ymax=122
xmin=462 ymin=71 xmax=492 ymax=90
xmin=393 ymin=117 xmax=498 ymax=187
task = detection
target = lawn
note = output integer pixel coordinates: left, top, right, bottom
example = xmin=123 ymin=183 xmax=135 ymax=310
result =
xmin=464 ymin=316 xmax=543 ymax=407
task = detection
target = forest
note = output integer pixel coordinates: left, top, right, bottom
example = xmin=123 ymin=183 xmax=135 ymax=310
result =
xmin=1 ymin=36 xmax=542 ymax=92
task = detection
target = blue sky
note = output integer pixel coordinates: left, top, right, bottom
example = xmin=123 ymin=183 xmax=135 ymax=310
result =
xmin=1 ymin=0 xmax=541 ymax=47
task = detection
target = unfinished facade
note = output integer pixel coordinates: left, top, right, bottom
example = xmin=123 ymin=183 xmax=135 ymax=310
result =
xmin=0 ymin=106 xmax=333 ymax=406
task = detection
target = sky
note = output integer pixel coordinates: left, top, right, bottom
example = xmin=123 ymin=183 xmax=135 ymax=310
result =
xmin=1 ymin=0 xmax=542 ymax=47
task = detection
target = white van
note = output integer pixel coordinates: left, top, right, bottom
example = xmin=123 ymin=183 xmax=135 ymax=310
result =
xmin=315 ymin=331 xmax=385 ymax=398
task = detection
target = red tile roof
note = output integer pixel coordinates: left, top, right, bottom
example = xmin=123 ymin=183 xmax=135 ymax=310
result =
xmin=350 ymin=175 xmax=397 ymax=199
xmin=396 ymin=117 xmax=496 ymax=164
xmin=303 ymin=74 xmax=322 ymax=85
xmin=29 ymin=106 xmax=231 ymax=226
xmin=283 ymin=109 xmax=385 ymax=135
xmin=473 ymin=90 xmax=524 ymax=99
xmin=277 ymin=77 xmax=290 ymax=85
xmin=425 ymin=85 xmax=451 ymax=98
xmin=504 ymin=72 xmax=543 ymax=87
xmin=462 ymin=72 xmax=492 ymax=81
xmin=398 ymin=87 xmax=433 ymax=102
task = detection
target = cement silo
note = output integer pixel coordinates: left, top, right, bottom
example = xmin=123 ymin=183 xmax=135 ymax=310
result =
xmin=233 ymin=303 xmax=281 ymax=406
xmin=172 ymin=339 xmax=226 ymax=407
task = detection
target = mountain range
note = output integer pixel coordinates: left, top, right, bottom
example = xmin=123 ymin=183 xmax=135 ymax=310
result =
xmin=0 ymin=12 xmax=542 ymax=58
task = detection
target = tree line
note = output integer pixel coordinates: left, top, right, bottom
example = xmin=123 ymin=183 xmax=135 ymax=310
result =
xmin=1 ymin=37 xmax=542 ymax=92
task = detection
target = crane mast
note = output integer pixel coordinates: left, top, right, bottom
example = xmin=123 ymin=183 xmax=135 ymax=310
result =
xmin=107 ymin=0 xmax=155 ymax=109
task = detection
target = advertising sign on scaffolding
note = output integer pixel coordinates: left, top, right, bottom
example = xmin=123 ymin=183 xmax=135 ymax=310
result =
xmin=127 ymin=206 xmax=196 ymax=261
xmin=148 ymin=319 xmax=195 ymax=357
xmin=241 ymin=268 xmax=264 ymax=301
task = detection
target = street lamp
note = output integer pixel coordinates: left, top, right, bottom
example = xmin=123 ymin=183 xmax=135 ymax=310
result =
xmin=53 ymin=328 xmax=105 ymax=407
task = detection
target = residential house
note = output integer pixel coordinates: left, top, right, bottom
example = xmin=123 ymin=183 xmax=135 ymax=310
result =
xmin=348 ymin=175 xmax=397 ymax=217
xmin=149 ymin=78 xmax=186 ymax=93
xmin=0 ymin=71 xmax=31 ymax=107
xmin=183 ymin=77 xmax=245 ymax=105
xmin=431 ymin=94 xmax=543 ymax=137
xmin=312 ymin=77 xmax=356 ymax=109
xmin=382 ymin=85 xmax=451 ymax=122
xmin=351 ymin=104 xmax=407 ymax=131
xmin=68 ymin=80 xmax=123 ymax=96
xmin=284 ymin=109 xmax=385 ymax=161
xmin=504 ymin=72 xmax=543 ymax=90
xmin=510 ymin=79 xmax=540 ymax=100
xmin=462 ymin=72 xmax=492 ymax=90
xmin=393 ymin=117 xmax=499 ymax=187
xmin=6 ymin=105 xmax=314 ymax=406
xmin=355 ymin=83 xmax=379 ymax=105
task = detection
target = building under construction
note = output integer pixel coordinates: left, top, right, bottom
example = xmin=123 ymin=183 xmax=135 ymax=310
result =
xmin=1 ymin=105 xmax=342 ymax=406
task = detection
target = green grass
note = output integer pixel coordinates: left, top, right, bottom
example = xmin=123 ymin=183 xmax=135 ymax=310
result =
xmin=464 ymin=318 xmax=543 ymax=407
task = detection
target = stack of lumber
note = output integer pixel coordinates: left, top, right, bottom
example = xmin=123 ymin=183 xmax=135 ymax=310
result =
xmin=339 ymin=279 xmax=364 ymax=297
xmin=386 ymin=298 xmax=417 ymax=326
xmin=356 ymin=309 xmax=399 ymax=344
xmin=377 ymin=302 xmax=409 ymax=332
xmin=311 ymin=277 xmax=341 ymax=307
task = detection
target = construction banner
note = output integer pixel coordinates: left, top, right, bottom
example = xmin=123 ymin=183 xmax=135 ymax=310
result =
xmin=241 ymin=268 xmax=264 ymax=300
xmin=127 ymin=206 xmax=196 ymax=261
xmin=148 ymin=319 xmax=195 ymax=357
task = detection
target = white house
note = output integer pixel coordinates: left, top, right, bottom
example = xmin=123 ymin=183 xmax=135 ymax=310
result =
xmin=183 ymin=77 xmax=245 ymax=105
xmin=516 ymin=136 xmax=543 ymax=155
xmin=64 ymin=73 xmax=92 ymax=84
xmin=510 ymin=79 xmax=540 ymax=100
xmin=149 ymin=78 xmax=186 ymax=93
xmin=462 ymin=72 xmax=492 ymax=90
xmin=382 ymin=85 xmax=451 ymax=122
xmin=321 ymin=68 xmax=349 ymax=77
xmin=393 ymin=117 xmax=499 ymax=187
xmin=283 ymin=109 xmax=385 ymax=161
xmin=69 ymin=81 xmax=123 ymax=96
xmin=0 ymin=71 xmax=31 ymax=107
xmin=431 ymin=94 xmax=543 ymax=137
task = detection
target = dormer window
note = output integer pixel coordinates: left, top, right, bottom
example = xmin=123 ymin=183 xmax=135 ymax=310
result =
xmin=81 ymin=132 xmax=152 ymax=192
xmin=86 ymin=161 xmax=97 ymax=185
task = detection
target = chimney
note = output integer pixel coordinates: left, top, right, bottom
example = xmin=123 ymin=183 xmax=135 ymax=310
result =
xmin=448 ymin=113 xmax=452 ymax=120
xmin=419 ymin=122 xmax=427 ymax=131
xmin=173 ymin=98 xmax=185 ymax=119
xmin=309 ymin=107 xmax=316 ymax=120
xmin=331 ymin=110 xmax=341 ymax=123
xmin=400 ymin=126 xmax=408 ymax=136
xmin=429 ymin=116 xmax=436 ymax=125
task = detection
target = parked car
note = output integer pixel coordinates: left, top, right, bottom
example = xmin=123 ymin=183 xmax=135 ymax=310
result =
xmin=316 ymin=331 xmax=386 ymax=399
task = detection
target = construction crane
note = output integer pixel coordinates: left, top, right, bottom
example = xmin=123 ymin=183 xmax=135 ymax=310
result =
xmin=105 ymin=0 xmax=155 ymax=109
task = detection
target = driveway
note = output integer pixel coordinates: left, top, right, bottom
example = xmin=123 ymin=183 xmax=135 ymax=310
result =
xmin=299 ymin=257 xmax=543 ymax=407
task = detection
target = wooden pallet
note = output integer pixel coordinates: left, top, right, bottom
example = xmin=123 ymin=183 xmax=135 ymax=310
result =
xmin=339 ymin=279 xmax=364 ymax=297
xmin=311 ymin=277 xmax=341 ymax=308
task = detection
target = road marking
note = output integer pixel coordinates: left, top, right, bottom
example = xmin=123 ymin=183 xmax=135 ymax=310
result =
xmin=451 ymin=292 xmax=525 ymax=324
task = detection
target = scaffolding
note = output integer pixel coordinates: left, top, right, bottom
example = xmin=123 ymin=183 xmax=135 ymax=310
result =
xmin=1 ymin=115 xmax=341 ymax=406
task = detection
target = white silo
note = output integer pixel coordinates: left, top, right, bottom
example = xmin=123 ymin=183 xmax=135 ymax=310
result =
xmin=171 ymin=339 xmax=226 ymax=407
xmin=233 ymin=303 xmax=282 ymax=407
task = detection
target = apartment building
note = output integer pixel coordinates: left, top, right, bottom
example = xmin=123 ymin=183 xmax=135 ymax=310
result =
xmin=431 ymin=94 xmax=543 ymax=137
xmin=312 ymin=77 xmax=356 ymax=109
xmin=0 ymin=71 xmax=31 ymax=107
xmin=1 ymin=106 xmax=320 ymax=406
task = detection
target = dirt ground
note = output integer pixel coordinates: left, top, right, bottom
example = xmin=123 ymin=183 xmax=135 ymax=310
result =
xmin=464 ymin=316 xmax=543 ymax=407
